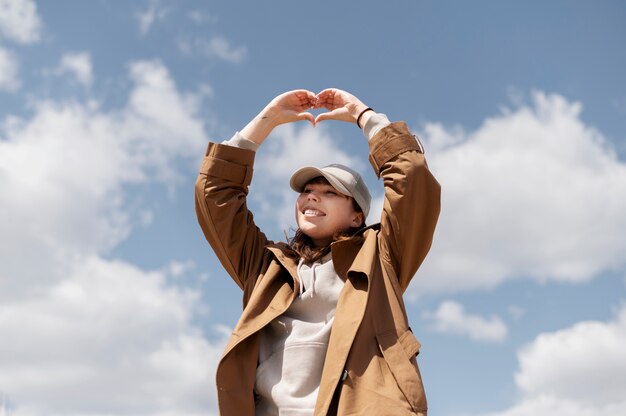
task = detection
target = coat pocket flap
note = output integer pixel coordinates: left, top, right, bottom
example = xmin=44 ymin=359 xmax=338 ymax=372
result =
xmin=376 ymin=329 xmax=421 ymax=358
xmin=375 ymin=329 xmax=426 ymax=412
xmin=399 ymin=329 xmax=421 ymax=357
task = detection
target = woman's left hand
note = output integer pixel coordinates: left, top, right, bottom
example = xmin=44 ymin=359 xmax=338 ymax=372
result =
xmin=314 ymin=88 xmax=370 ymax=126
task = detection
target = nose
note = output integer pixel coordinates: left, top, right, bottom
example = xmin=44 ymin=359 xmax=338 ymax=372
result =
xmin=307 ymin=190 xmax=320 ymax=201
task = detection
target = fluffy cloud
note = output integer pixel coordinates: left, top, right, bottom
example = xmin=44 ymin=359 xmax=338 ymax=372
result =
xmin=0 ymin=59 xmax=206 ymax=297
xmin=0 ymin=257 xmax=227 ymax=416
xmin=482 ymin=303 xmax=626 ymax=415
xmin=57 ymin=52 xmax=93 ymax=86
xmin=423 ymin=300 xmax=508 ymax=343
xmin=0 ymin=60 xmax=222 ymax=415
xmin=413 ymin=92 xmax=626 ymax=294
xmin=0 ymin=0 xmax=41 ymax=44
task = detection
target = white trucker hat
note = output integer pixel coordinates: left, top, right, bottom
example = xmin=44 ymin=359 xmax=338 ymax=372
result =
xmin=289 ymin=163 xmax=371 ymax=217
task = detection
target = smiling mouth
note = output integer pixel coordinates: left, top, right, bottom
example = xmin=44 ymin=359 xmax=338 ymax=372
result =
xmin=303 ymin=208 xmax=325 ymax=217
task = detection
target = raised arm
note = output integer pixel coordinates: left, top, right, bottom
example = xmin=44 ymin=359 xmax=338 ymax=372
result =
xmin=314 ymin=88 xmax=441 ymax=291
xmin=369 ymin=122 xmax=441 ymax=291
xmin=194 ymin=90 xmax=317 ymax=290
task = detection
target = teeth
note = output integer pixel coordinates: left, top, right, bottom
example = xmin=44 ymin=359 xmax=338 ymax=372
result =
xmin=304 ymin=209 xmax=324 ymax=216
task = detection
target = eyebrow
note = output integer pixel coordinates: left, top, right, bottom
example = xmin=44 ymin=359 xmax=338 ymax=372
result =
xmin=303 ymin=184 xmax=349 ymax=198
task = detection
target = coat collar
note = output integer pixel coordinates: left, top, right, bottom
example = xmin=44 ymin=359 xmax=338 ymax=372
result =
xmin=264 ymin=223 xmax=381 ymax=280
xmin=266 ymin=243 xmax=300 ymax=290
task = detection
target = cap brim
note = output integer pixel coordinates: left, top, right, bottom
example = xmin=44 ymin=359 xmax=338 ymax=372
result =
xmin=289 ymin=166 xmax=352 ymax=198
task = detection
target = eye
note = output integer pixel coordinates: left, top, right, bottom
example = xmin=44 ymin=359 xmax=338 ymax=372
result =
xmin=326 ymin=190 xmax=338 ymax=196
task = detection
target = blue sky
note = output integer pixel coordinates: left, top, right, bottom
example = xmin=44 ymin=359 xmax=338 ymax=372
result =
xmin=1 ymin=1 xmax=625 ymax=415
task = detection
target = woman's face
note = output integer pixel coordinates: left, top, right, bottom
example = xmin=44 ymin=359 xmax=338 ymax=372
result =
xmin=295 ymin=179 xmax=364 ymax=247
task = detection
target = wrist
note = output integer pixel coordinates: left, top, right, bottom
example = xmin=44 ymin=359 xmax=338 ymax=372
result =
xmin=351 ymin=103 xmax=369 ymax=120
xmin=356 ymin=107 xmax=375 ymax=129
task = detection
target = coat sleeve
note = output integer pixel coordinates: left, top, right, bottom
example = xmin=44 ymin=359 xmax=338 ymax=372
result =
xmin=194 ymin=142 xmax=271 ymax=290
xmin=368 ymin=122 xmax=441 ymax=292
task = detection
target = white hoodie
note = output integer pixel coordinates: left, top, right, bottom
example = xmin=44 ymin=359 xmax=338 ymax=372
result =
xmin=255 ymin=254 xmax=343 ymax=416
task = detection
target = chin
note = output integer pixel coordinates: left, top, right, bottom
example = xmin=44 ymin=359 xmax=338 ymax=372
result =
xmin=300 ymin=227 xmax=331 ymax=242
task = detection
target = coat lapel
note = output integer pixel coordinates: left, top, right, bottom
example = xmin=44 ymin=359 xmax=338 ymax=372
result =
xmin=216 ymin=245 xmax=301 ymax=415
xmin=315 ymin=231 xmax=378 ymax=414
xmin=221 ymin=245 xmax=299 ymax=359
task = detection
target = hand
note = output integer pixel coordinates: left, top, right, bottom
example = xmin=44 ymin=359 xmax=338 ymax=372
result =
xmin=241 ymin=89 xmax=316 ymax=144
xmin=314 ymin=88 xmax=370 ymax=125
xmin=261 ymin=89 xmax=317 ymax=127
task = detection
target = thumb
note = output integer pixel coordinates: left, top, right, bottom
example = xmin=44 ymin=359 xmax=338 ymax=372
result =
xmin=314 ymin=109 xmax=342 ymax=124
xmin=297 ymin=111 xmax=315 ymax=125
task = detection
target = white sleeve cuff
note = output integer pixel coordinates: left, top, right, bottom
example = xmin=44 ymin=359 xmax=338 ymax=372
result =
xmin=362 ymin=113 xmax=391 ymax=141
xmin=221 ymin=131 xmax=260 ymax=152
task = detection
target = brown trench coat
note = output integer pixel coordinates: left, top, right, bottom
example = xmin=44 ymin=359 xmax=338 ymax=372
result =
xmin=195 ymin=122 xmax=441 ymax=415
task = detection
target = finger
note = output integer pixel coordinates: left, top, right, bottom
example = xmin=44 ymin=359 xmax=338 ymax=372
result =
xmin=314 ymin=108 xmax=344 ymax=123
xmin=292 ymin=90 xmax=309 ymax=102
xmin=316 ymin=88 xmax=336 ymax=98
xmin=298 ymin=91 xmax=317 ymax=109
xmin=297 ymin=111 xmax=315 ymax=125
xmin=315 ymin=95 xmax=337 ymax=110
xmin=314 ymin=113 xmax=328 ymax=124
xmin=314 ymin=89 xmax=334 ymax=107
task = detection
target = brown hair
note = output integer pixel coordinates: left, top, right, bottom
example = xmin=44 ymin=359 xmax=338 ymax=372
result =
xmin=289 ymin=176 xmax=366 ymax=263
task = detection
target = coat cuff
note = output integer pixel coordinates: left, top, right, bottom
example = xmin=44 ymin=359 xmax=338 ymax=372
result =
xmin=368 ymin=121 xmax=424 ymax=177
xmin=199 ymin=142 xmax=255 ymax=185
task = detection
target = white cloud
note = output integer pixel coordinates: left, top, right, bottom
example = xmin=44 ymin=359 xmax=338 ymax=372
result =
xmin=178 ymin=36 xmax=247 ymax=64
xmin=57 ymin=52 xmax=93 ymax=86
xmin=0 ymin=256 xmax=227 ymax=415
xmin=0 ymin=59 xmax=206 ymax=298
xmin=0 ymin=60 xmax=219 ymax=414
xmin=413 ymin=91 xmax=626 ymax=294
xmin=482 ymin=395 xmax=626 ymax=416
xmin=515 ymin=305 xmax=626 ymax=406
xmin=482 ymin=303 xmax=626 ymax=416
xmin=253 ymin=123 xmax=364 ymax=237
xmin=135 ymin=0 xmax=169 ymax=36
xmin=423 ymin=300 xmax=508 ymax=343
xmin=0 ymin=0 xmax=41 ymax=44
xmin=0 ymin=46 xmax=19 ymax=91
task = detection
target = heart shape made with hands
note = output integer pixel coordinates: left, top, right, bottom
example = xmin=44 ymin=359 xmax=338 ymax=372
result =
xmin=272 ymin=88 xmax=369 ymax=127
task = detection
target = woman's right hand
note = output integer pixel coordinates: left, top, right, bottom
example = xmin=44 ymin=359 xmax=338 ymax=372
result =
xmin=241 ymin=89 xmax=317 ymax=145
xmin=262 ymin=89 xmax=317 ymax=126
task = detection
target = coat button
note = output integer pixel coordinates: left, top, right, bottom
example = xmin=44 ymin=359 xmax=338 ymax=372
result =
xmin=341 ymin=369 xmax=348 ymax=381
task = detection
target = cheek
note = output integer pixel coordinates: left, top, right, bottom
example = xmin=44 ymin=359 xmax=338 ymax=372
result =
xmin=295 ymin=196 xmax=304 ymax=213
xmin=294 ymin=198 xmax=304 ymax=222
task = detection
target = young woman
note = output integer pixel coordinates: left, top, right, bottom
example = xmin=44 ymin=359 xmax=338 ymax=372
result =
xmin=195 ymin=88 xmax=441 ymax=415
